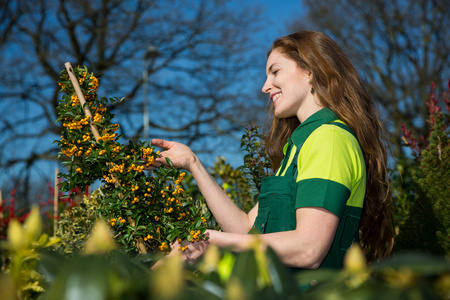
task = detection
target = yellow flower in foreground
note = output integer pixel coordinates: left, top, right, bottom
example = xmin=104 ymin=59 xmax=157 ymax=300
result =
xmin=151 ymin=251 xmax=183 ymax=299
xmin=84 ymin=220 xmax=117 ymax=255
xmin=344 ymin=243 xmax=366 ymax=273
xmin=7 ymin=219 xmax=27 ymax=251
xmin=343 ymin=243 xmax=370 ymax=288
xmin=24 ymin=206 xmax=43 ymax=242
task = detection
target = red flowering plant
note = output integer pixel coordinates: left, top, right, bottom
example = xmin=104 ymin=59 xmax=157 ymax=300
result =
xmin=54 ymin=65 xmax=210 ymax=255
xmin=401 ymin=81 xmax=450 ymax=159
xmin=0 ymin=189 xmax=30 ymax=240
xmin=0 ymin=182 xmax=81 ymax=242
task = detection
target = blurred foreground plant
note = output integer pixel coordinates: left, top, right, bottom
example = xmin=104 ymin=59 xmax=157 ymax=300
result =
xmin=296 ymin=244 xmax=450 ymax=300
xmin=38 ymin=239 xmax=450 ymax=300
xmin=0 ymin=207 xmax=59 ymax=300
xmin=2 ymin=211 xmax=449 ymax=300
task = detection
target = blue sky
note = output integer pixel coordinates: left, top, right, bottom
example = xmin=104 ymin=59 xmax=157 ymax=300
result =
xmin=248 ymin=0 xmax=305 ymax=45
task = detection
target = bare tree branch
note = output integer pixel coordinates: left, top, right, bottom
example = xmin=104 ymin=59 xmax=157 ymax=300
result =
xmin=0 ymin=0 xmax=265 ymax=198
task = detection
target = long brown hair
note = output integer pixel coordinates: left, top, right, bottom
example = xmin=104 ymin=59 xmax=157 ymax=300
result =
xmin=264 ymin=31 xmax=394 ymax=262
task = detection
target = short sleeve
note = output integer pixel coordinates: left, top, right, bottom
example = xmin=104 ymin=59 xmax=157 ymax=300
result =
xmin=295 ymin=124 xmax=363 ymax=218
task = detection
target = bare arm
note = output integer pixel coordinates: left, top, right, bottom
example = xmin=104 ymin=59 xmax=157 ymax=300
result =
xmin=148 ymin=139 xmax=258 ymax=233
xmin=166 ymin=207 xmax=339 ymax=269
xmin=212 ymin=207 xmax=339 ymax=268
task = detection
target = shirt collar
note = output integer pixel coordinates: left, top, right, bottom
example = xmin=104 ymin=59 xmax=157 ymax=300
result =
xmin=290 ymin=107 xmax=338 ymax=146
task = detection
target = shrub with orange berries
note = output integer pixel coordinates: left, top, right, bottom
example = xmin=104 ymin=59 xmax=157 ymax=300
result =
xmin=55 ymin=65 xmax=210 ymax=254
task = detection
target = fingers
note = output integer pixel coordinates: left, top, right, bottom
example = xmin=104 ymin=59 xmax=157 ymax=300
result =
xmin=143 ymin=163 xmax=161 ymax=171
xmin=143 ymin=161 xmax=168 ymax=171
xmin=142 ymin=156 xmax=164 ymax=170
xmin=151 ymin=138 xmax=171 ymax=149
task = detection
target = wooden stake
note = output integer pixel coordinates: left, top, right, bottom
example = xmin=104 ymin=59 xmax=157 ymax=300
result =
xmin=64 ymin=62 xmax=147 ymax=254
xmin=64 ymin=63 xmax=100 ymax=141
xmin=54 ymin=168 xmax=59 ymax=237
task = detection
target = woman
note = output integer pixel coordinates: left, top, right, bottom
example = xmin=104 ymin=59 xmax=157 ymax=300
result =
xmin=148 ymin=31 xmax=394 ymax=269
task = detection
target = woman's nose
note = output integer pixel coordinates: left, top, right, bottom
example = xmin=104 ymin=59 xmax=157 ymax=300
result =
xmin=261 ymin=78 xmax=271 ymax=94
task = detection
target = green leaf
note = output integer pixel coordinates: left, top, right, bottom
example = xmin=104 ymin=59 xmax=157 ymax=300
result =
xmin=217 ymin=252 xmax=236 ymax=283
xmin=372 ymin=252 xmax=450 ymax=275
xmin=137 ymin=225 xmax=147 ymax=231
xmin=265 ymin=247 xmax=300 ymax=297
xmin=167 ymin=232 xmax=175 ymax=242
xmin=230 ymin=250 xmax=258 ymax=293
xmin=42 ymin=256 xmax=110 ymax=300
xmin=135 ymin=215 xmax=141 ymax=226
xmin=165 ymin=157 xmax=173 ymax=168
xmin=38 ymin=250 xmax=66 ymax=282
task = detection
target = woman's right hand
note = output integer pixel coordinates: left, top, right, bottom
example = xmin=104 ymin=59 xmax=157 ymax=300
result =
xmin=146 ymin=139 xmax=198 ymax=172
xmin=148 ymin=140 xmax=254 ymax=234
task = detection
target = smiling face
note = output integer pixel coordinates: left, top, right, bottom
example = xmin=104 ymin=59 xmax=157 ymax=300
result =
xmin=262 ymin=48 xmax=321 ymax=122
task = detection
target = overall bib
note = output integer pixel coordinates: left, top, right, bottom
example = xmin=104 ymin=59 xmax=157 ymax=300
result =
xmin=251 ymin=112 xmax=362 ymax=270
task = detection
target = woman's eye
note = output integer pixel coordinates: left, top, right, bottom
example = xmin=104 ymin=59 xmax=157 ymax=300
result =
xmin=272 ymin=70 xmax=279 ymax=75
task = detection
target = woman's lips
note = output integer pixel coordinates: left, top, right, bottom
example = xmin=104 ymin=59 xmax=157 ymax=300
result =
xmin=271 ymin=92 xmax=281 ymax=104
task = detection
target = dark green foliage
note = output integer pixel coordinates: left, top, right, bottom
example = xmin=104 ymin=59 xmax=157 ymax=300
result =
xmin=239 ymin=122 xmax=273 ymax=201
xmin=394 ymin=83 xmax=449 ymax=256
xmin=416 ymin=113 xmax=449 ymax=253
xmin=394 ymin=188 xmax=444 ymax=255
xmin=209 ymin=157 xmax=254 ymax=212
xmin=390 ymin=156 xmax=419 ymax=228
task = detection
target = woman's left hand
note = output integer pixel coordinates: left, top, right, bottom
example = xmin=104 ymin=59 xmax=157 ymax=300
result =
xmin=152 ymin=230 xmax=212 ymax=270
xmin=170 ymin=234 xmax=210 ymax=264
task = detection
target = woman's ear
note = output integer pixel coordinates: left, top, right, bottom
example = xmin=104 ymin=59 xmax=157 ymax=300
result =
xmin=308 ymin=72 xmax=314 ymax=94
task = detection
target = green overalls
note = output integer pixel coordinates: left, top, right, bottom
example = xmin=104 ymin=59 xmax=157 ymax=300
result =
xmin=252 ymin=108 xmax=365 ymax=269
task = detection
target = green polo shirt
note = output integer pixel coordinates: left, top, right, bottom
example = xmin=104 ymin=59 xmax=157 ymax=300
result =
xmin=276 ymin=108 xmax=366 ymax=268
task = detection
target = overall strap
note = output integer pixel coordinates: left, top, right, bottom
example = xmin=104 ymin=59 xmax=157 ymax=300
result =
xmin=277 ymin=142 xmax=294 ymax=175
xmin=291 ymin=146 xmax=301 ymax=179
